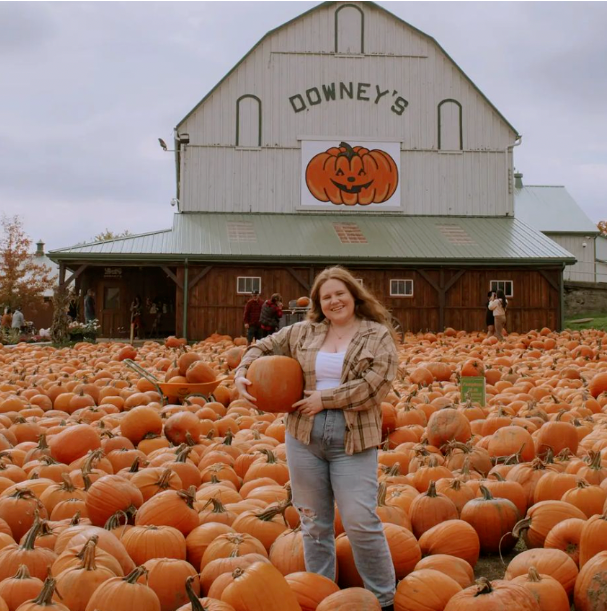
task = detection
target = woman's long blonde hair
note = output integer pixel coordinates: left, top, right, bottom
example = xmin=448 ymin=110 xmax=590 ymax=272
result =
xmin=307 ymin=266 xmax=399 ymax=342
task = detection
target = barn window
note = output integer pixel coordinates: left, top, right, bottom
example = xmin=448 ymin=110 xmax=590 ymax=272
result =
xmin=335 ymin=4 xmax=364 ymax=54
xmin=237 ymin=277 xmax=261 ymax=295
xmin=490 ymin=280 xmax=514 ymax=298
xmin=236 ymin=95 xmax=262 ymax=148
xmin=438 ymin=99 xmax=463 ymax=151
xmin=390 ymin=279 xmax=414 ymax=297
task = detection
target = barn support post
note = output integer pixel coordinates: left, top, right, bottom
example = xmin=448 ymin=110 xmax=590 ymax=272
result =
xmin=559 ymin=265 xmax=565 ymax=331
xmin=59 ymin=263 xmax=66 ymax=288
xmin=417 ymin=268 xmax=465 ymax=331
xmin=182 ymin=259 xmax=189 ymax=340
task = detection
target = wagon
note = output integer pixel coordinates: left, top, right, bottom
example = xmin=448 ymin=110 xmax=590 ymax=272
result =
xmin=123 ymin=359 xmax=225 ymax=404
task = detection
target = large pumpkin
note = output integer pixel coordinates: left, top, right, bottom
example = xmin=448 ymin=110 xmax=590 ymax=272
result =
xmin=305 ymin=142 xmax=398 ymax=206
xmin=246 ymin=356 xmax=304 ymax=414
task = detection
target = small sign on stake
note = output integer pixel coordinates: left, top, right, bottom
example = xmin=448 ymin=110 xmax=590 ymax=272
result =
xmin=460 ymin=376 xmax=486 ymax=407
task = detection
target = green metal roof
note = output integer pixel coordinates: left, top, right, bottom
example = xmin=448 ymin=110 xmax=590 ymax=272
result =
xmin=49 ymin=213 xmax=575 ymax=266
xmin=515 ymin=186 xmax=599 ymax=234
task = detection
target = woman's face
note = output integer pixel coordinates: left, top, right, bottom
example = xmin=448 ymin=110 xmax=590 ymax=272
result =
xmin=319 ymin=278 xmax=356 ymax=325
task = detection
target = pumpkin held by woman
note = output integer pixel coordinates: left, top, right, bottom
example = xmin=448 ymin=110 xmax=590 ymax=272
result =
xmin=246 ymin=356 xmax=304 ymax=414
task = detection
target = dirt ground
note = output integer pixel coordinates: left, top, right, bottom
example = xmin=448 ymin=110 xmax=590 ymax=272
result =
xmin=473 ymin=539 xmax=527 ymax=581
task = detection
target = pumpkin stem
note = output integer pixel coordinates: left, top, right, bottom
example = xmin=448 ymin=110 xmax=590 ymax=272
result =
xmin=474 ymin=577 xmax=493 ymax=595
xmin=479 ymin=484 xmax=494 ymax=500
xmin=124 ymin=566 xmax=148 ymax=584
xmin=104 ymin=510 xmax=129 ymax=532
xmin=256 ymin=503 xmax=287 ymax=523
xmin=70 ymin=511 xmax=82 ymax=526
xmin=386 ymin=462 xmax=401 ymax=477
xmin=258 ymin=449 xmax=278 ymax=464
xmin=491 ymin=472 xmax=506 ymax=482
xmin=32 ymin=568 xmax=60 ymax=606
xmin=36 ymin=433 xmax=50 ymax=451
xmin=128 ymin=457 xmax=141 ymax=473
xmin=156 ymin=468 xmax=176 ymax=491
xmin=20 ymin=515 xmax=42 ymax=551
xmin=13 ymin=565 xmax=33 ymax=580
xmin=59 ymin=473 xmax=77 ymax=492
xmin=203 ymin=497 xmax=227 ymax=514
xmin=450 ymin=479 xmax=462 ymax=491
xmin=184 ymin=575 xmax=204 ymax=611
xmin=223 ymin=430 xmax=234 ymax=446
xmin=80 ymin=539 xmax=98 ymax=571
xmin=511 ymin=517 xmax=531 ymax=540
xmin=176 ymin=446 xmax=193 ymax=463
xmin=527 ymin=566 xmax=542 ymax=583
xmin=425 ymin=481 xmax=438 ymax=498
xmin=377 ymin=482 xmax=388 ymax=506
xmin=337 ymin=141 xmax=357 ymax=161
xmin=177 ymin=486 xmax=197 ymax=509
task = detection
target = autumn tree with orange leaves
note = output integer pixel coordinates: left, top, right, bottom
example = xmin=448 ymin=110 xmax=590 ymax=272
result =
xmin=0 ymin=215 xmax=55 ymax=312
xmin=599 ymin=220 xmax=607 ymax=236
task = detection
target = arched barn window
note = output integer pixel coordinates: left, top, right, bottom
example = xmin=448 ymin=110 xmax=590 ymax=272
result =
xmin=335 ymin=4 xmax=364 ymax=54
xmin=236 ymin=95 xmax=262 ymax=148
xmin=438 ymin=99 xmax=463 ymax=151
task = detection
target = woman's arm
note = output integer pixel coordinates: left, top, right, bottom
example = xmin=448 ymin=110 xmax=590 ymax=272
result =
xmin=319 ymin=331 xmax=398 ymax=413
xmin=488 ymin=299 xmax=498 ymax=311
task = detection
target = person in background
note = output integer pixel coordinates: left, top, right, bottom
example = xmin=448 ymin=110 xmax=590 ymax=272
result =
xmin=84 ymin=289 xmax=96 ymax=323
xmin=243 ymin=289 xmax=264 ymax=345
xmin=259 ymin=292 xmax=283 ymax=337
xmin=1 ymin=308 xmax=12 ymax=332
xmin=11 ymin=307 xmax=25 ymax=332
xmin=486 ymin=290 xmax=495 ymax=337
xmin=489 ymin=289 xmax=508 ymax=340
xmin=130 ymin=295 xmax=143 ymax=339
xmin=67 ymin=291 xmax=79 ymax=321
xmin=235 ymin=266 xmax=399 ymax=611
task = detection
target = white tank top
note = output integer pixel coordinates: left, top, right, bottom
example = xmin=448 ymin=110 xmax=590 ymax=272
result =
xmin=315 ymin=351 xmax=345 ymax=391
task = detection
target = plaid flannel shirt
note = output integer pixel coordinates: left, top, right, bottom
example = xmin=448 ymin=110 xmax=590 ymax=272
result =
xmin=235 ymin=318 xmax=398 ymax=455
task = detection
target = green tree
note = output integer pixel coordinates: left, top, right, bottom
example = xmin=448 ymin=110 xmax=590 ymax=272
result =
xmin=0 ymin=215 xmax=55 ymax=311
xmin=93 ymin=229 xmax=132 ymax=242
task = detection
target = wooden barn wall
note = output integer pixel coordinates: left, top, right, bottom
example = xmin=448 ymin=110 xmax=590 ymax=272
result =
xmin=176 ymin=266 xmax=312 ymax=340
xmin=444 ymin=268 xmax=560 ymax=333
xmin=176 ymin=265 xmax=561 ymax=340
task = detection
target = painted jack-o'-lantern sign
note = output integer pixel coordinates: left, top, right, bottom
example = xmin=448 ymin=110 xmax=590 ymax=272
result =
xmin=305 ymin=141 xmax=398 ymax=206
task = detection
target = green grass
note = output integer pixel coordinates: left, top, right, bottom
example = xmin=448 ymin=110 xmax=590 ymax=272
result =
xmin=564 ymin=311 xmax=607 ymax=331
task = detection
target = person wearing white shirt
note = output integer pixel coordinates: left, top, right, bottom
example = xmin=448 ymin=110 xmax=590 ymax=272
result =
xmin=11 ymin=308 xmax=25 ymax=330
xmin=488 ymin=290 xmax=508 ymax=340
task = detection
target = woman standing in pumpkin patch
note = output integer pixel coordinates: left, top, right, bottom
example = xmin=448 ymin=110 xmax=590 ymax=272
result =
xmin=489 ymin=289 xmax=508 ymax=340
xmin=235 ymin=266 xmax=398 ymax=611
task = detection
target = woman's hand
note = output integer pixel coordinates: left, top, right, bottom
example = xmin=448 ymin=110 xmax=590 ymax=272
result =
xmin=235 ymin=376 xmax=256 ymax=402
xmin=292 ymin=390 xmax=323 ymax=416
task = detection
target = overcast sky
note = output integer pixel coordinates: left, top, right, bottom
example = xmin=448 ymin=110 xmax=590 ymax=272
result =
xmin=1 ymin=1 xmax=605 ymax=251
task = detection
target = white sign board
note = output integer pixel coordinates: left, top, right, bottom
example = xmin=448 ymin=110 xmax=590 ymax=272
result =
xmin=300 ymin=140 xmax=401 ymax=210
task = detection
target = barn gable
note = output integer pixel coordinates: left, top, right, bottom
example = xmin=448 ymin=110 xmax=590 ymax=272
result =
xmin=175 ymin=1 xmax=519 ymax=216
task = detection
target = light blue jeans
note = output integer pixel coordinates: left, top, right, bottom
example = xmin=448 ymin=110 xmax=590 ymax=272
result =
xmin=285 ymin=409 xmax=395 ymax=607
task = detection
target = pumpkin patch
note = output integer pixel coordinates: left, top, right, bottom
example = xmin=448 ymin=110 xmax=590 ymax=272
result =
xmin=0 ymin=327 xmax=605 ymax=609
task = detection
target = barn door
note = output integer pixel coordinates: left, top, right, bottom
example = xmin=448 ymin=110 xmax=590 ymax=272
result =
xmin=100 ymin=282 xmax=122 ymax=337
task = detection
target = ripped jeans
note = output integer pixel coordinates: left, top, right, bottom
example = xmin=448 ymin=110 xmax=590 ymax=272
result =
xmin=285 ymin=409 xmax=395 ymax=607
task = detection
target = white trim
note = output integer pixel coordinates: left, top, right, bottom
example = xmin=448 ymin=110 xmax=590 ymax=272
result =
xmin=489 ymin=280 xmax=514 ymax=298
xmin=237 ymin=276 xmax=262 ymax=295
xmin=390 ymin=279 xmax=413 ymax=297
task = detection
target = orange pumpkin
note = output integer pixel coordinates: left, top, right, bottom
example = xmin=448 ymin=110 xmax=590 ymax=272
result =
xmin=305 ymin=142 xmax=398 ymax=206
xmin=246 ymin=356 xmax=304 ymax=414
